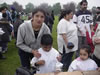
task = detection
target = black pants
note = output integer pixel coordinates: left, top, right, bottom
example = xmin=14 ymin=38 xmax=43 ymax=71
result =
xmin=93 ymin=55 xmax=100 ymax=67
xmin=18 ymin=49 xmax=33 ymax=69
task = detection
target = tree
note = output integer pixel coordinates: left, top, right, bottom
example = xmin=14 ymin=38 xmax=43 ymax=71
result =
xmin=25 ymin=3 xmax=34 ymax=13
xmin=63 ymin=2 xmax=76 ymax=13
xmin=12 ymin=1 xmax=23 ymax=12
xmin=52 ymin=3 xmax=61 ymax=15
xmin=0 ymin=2 xmax=8 ymax=7
xmin=92 ymin=6 xmax=97 ymax=16
xmin=38 ymin=3 xmax=52 ymax=14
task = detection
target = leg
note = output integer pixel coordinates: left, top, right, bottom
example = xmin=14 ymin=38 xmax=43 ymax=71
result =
xmin=93 ymin=55 xmax=100 ymax=67
xmin=61 ymin=52 xmax=74 ymax=71
xmin=76 ymin=36 xmax=82 ymax=58
xmin=18 ymin=49 xmax=33 ymax=69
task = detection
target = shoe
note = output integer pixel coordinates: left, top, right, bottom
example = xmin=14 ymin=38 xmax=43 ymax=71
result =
xmin=0 ymin=55 xmax=6 ymax=59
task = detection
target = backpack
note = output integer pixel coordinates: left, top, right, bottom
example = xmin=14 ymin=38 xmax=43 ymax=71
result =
xmin=15 ymin=67 xmax=38 ymax=75
xmin=15 ymin=67 xmax=32 ymax=75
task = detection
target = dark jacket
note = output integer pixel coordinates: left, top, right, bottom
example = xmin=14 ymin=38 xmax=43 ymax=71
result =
xmin=0 ymin=18 xmax=12 ymax=42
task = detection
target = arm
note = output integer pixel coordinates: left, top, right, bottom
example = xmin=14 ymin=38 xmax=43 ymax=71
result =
xmin=61 ymin=34 xmax=68 ymax=47
xmin=16 ymin=25 xmax=33 ymax=53
xmin=16 ymin=25 xmax=41 ymax=58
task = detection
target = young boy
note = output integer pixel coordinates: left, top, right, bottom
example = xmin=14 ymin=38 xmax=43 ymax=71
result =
xmin=30 ymin=34 xmax=63 ymax=74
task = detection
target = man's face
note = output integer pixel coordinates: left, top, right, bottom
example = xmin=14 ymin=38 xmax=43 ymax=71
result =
xmin=81 ymin=2 xmax=88 ymax=10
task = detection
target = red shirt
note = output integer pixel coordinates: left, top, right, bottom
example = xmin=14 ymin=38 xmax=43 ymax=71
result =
xmin=86 ymin=31 xmax=94 ymax=53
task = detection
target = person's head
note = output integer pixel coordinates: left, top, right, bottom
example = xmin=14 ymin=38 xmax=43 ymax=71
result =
xmin=32 ymin=7 xmax=46 ymax=27
xmin=41 ymin=34 xmax=53 ymax=52
xmin=2 ymin=13 xmax=7 ymax=18
xmin=79 ymin=45 xmax=91 ymax=60
xmin=16 ymin=14 xmax=20 ymax=19
xmin=0 ymin=6 xmax=7 ymax=13
xmin=80 ymin=0 xmax=88 ymax=11
xmin=59 ymin=9 xmax=73 ymax=21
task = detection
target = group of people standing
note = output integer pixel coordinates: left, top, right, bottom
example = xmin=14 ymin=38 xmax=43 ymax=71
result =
xmin=0 ymin=0 xmax=100 ymax=74
xmin=16 ymin=0 xmax=100 ymax=74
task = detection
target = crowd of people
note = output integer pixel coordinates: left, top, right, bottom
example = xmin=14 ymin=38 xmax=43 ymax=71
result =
xmin=0 ymin=0 xmax=100 ymax=74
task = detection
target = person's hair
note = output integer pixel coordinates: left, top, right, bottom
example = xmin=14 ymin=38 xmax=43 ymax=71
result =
xmin=80 ymin=0 xmax=88 ymax=5
xmin=59 ymin=9 xmax=72 ymax=20
xmin=0 ymin=6 xmax=7 ymax=12
xmin=32 ymin=7 xmax=46 ymax=17
xmin=2 ymin=13 xmax=7 ymax=18
xmin=80 ymin=45 xmax=91 ymax=56
xmin=41 ymin=34 xmax=53 ymax=46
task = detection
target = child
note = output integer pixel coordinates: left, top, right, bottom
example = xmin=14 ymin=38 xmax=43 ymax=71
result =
xmin=68 ymin=45 xmax=98 ymax=72
xmin=30 ymin=34 xmax=63 ymax=74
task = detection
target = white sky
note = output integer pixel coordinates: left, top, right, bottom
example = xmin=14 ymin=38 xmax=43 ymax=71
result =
xmin=0 ymin=0 xmax=100 ymax=9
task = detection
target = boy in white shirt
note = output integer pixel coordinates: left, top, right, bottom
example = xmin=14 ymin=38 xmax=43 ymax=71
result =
xmin=30 ymin=34 xmax=63 ymax=74
xmin=68 ymin=45 xmax=98 ymax=72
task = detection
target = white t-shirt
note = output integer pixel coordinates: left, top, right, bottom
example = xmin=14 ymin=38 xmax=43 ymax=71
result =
xmin=0 ymin=12 xmax=2 ymax=20
xmin=73 ymin=10 xmax=93 ymax=38
xmin=57 ymin=18 xmax=78 ymax=53
xmin=30 ymin=48 xmax=63 ymax=74
xmin=68 ymin=57 xmax=98 ymax=72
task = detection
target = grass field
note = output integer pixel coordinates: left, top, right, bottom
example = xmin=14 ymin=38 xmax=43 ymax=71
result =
xmin=0 ymin=16 xmax=59 ymax=75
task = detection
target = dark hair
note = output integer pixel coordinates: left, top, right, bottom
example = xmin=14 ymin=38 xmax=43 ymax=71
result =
xmin=2 ymin=13 xmax=7 ymax=18
xmin=59 ymin=9 xmax=72 ymax=20
xmin=41 ymin=34 xmax=53 ymax=46
xmin=80 ymin=45 xmax=91 ymax=55
xmin=32 ymin=7 xmax=46 ymax=17
xmin=80 ymin=0 xmax=88 ymax=5
xmin=0 ymin=6 xmax=7 ymax=12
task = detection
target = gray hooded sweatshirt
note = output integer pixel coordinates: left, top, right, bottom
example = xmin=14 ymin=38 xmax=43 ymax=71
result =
xmin=16 ymin=20 xmax=50 ymax=53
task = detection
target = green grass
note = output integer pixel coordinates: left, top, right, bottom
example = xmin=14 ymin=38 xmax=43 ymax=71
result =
xmin=0 ymin=16 xmax=59 ymax=75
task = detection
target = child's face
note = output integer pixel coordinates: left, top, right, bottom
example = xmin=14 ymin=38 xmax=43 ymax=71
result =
xmin=80 ymin=49 xmax=89 ymax=60
xmin=41 ymin=45 xmax=52 ymax=52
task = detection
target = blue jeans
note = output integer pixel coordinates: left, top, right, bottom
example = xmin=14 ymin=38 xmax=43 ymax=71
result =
xmin=61 ymin=47 xmax=74 ymax=71
xmin=76 ymin=36 xmax=87 ymax=58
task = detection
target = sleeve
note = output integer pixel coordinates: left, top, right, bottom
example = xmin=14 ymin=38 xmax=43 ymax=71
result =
xmin=68 ymin=60 xmax=77 ymax=72
xmin=16 ymin=25 xmax=32 ymax=53
xmin=30 ymin=57 xmax=38 ymax=67
xmin=93 ymin=60 xmax=98 ymax=70
xmin=57 ymin=20 xmax=68 ymax=34
xmin=86 ymin=31 xmax=92 ymax=44
xmin=72 ymin=14 xmax=78 ymax=24
xmin=90 ymin=15 xmax=93 ymax=25
xmin=55 ymin=61 xmax=63 ymax=71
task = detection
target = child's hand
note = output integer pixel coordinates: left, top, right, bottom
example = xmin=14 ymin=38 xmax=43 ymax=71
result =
xmin=57 ymin=55 xmax=62 ymax=62
xmin=54 ymin=70 xmax=61 ymax=75
xmin=36 ymin=60 xmax=45 ymax=66
xmin=97 ymin=67 xmax=100 ymax=72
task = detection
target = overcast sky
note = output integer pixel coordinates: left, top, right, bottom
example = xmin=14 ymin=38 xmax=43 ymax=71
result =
xmin=0 ymin=0 xmax=100 ymax=9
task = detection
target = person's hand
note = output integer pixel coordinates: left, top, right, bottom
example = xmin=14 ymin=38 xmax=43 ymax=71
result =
xmin=36 ymin=60 xmax=45 ymax=66
xmin=97 ymin=67 xmax=100 ymax=72
xmin=32 ymin=50 xmax=41 ymax=58
xmin=94 ymin=38 xmax=100 ymax=44
xmin=80 ymin=30 xmax=84 ymax=36
xmin=57 ymin=55 xmax=62 ymax=62
xmin=85 ymin=26 xmax=88 ymax=31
